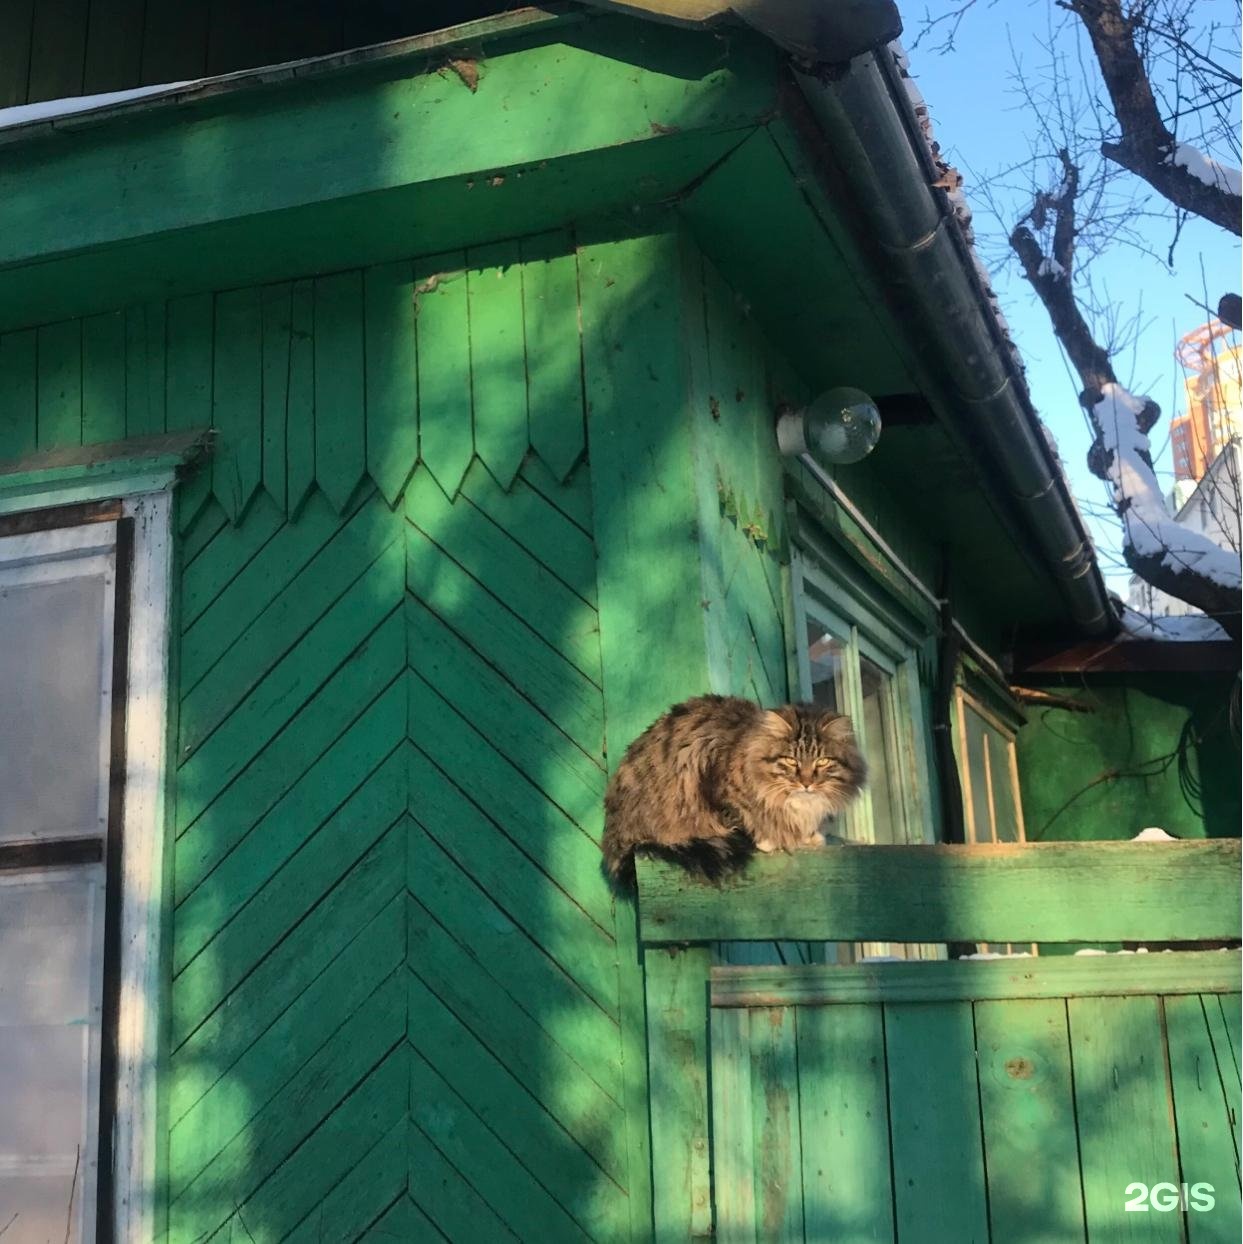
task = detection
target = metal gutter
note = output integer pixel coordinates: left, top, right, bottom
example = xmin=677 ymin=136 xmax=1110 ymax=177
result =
xmin=790 ymin=48 xmax=1115 ymax=636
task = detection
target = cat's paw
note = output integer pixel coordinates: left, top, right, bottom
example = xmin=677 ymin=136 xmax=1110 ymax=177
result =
xmin=753 ymin=838 xmax=776 ymax=853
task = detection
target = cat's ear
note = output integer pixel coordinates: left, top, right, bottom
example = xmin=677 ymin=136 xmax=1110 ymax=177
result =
xmin=762 ymin=707 xmax=798 ymax=736
xmin=817 ymin=712 xmax=856 ymax=743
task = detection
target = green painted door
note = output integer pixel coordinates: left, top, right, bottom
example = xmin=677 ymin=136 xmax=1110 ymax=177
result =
xmin=707 ymin=961 xmax=1241 ymax=1243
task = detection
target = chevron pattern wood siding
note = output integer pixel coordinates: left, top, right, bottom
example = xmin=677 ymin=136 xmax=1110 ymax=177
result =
xmin=167 ymin=449 xmax=628 ymax=1242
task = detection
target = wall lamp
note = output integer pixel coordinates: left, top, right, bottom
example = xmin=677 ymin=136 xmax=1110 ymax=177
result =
xmin=776 ymin=386 xmax=882 ymax=466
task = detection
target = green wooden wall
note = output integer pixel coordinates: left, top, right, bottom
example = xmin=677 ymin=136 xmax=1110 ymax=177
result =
xmin=1016 ymin=672 xmax=1242 ymax=843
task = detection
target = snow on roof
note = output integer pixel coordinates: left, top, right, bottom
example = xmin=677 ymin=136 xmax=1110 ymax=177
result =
xmin=0 ymin=81 xmax=198 ymax=132
xmin=886 ymin=40 xmax=1025 ymax=376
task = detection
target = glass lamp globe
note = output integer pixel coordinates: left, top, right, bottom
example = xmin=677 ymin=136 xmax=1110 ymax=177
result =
xmin=803 ymin=387 xmax=882 ymax=465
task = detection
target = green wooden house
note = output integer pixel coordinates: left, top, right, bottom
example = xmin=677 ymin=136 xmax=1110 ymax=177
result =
xmin=0 ymin=2 xmax=1237 ymax=1241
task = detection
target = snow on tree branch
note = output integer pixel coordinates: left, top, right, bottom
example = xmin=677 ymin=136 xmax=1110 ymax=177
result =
xmin=1061 ymin=0 xmax=1242 ymax=235
xmin=1093 ymin=382 xmax=1241 ymax=585
xmin=1011 ymin=152 xmax=1242 ymax=639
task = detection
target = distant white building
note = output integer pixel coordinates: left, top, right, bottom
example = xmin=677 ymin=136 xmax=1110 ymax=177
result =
xmin=1128 ymin=439 xmax=1242 ymax=618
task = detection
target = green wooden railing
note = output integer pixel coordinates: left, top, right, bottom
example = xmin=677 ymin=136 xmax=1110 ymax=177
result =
xmin=635 ymin=840 xmax=1242 ymax=1242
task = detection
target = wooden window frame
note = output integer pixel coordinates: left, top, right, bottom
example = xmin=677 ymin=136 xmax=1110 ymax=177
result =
xmin=0 ymin=461 xmax=176 ymax=1244
xmin=951 ymin=681 xmax=1028 ymax=847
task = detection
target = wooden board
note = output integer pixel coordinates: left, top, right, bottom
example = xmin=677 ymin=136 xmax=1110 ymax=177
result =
xmin=1164 ymin=995 xmax=1243 ymax=1243
xmin=794 ymin=1004 xmax=894 ymax=1243
xmin=885 ymin=1001 xmax=991 ymax=1242
xmin=1068 ymin=995 xmax=1185 ymax=1243
xmin=467 ymin=243 xmax=528 ymax=490
xmin=637 ymin=840 xmax=1243 ymax=945
xmin=711 ymin=951 xmax=1243 ymax=1008
xmin=974 ymin=998 xmax=1087 ymax=1243
xmin=313 ymin=272 xmax=366 ymax=512
xmin=645 ymin=947 xmax=712 ymax=1243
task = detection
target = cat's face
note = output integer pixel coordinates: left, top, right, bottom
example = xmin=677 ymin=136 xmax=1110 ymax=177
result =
xmin=745 ymin=705 xmax=867 ymax=813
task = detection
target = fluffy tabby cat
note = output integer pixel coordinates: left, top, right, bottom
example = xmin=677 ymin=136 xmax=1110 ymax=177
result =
xmin=602 ymin=694 xmax=867 ymax=883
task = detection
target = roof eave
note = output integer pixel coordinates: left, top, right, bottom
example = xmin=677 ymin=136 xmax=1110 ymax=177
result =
xmin=790 ymin=47 xmax=1115 ymax=637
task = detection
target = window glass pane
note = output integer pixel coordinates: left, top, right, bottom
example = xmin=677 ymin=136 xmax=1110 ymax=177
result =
xmin=988 ymin=732 xmax=1021 ymax=842
xmin=963 ymin=703 xmax=994 ymax=843
xmin=860 ymin=654 xmax=904 ymax=843
xmin=0 ymin=869 xmax=104 ymax=1244
xmin=804 ymin=617 xmax=847 ymax=713
xmin=0 ymin=572 xmax=111 ymax=843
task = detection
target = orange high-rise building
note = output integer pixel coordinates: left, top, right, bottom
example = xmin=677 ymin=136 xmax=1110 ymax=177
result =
xmin=1171 ymin=321 xmax=1242 ymax=481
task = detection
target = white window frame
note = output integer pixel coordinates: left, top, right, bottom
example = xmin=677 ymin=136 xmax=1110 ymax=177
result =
xmin=790 ymin=552 xmax=935 ymax=847
xmin=0 ymin=470 xmax=175 ymax=1244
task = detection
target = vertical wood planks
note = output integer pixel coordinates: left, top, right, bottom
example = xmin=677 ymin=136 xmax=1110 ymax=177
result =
xmin=711 ymin=1006 xmax=757 ymax=1244
xmin=583 ymin=234 xmax=705 ymax=1241
xmin=1213 ymin=994 xmax=1241 ymax=1092
xmin=166 ymin=293 xmax=214 ymax=528
xmin=749 ymin=1007 xmax=804 ymax=1242
xmin=795 ymin=1003 xmax=894 ymax=1244
xmin=81 ymin=311 xmax=126 ymax=445
xmin=140 ymin=0 xmax=209 ymax=83
xmin=521 ymin=230 xmax=584 ymax=481
xmin=0 ymin=0 xmax=34 ymax=108
xmin=0 ymin=330 xmax=37 ymax=460
xmin=314 ymin=272 xmax=366 ymax=512
xmin=83 ymin=0 xmax=145 ymax=92
xmin=26 ymin=0 xmax=87 ymax=102
xmin=260 ymin=283 xmax=292 ymax=511
xmin=1068 ymin=995 xmax=1184 ymax=1243
xmin=885 ymin=1001 xmax=990 ymax=1243
xmin=467 ymin=244 xmax=528 ymax=490
xmin=36 ymin=320 xmax=81 ymax=449
xmin=125 ymin=302 xmax=167 ymax=437
xmin=364 ymin=262 xmax=418 ymax=505
xmin=414 ymin=254 xmax=473 ymax=497
xmin=975 ymin=998 xmax=1086 ymax=1243
xmin=212 ymin=288 xmax=263 ymax=521
xmin=287 ymin=279 xmax=316 ymax=514
xmin=1164 ymin=996 xmax=1241 ymax=1243
xmin=580 ymin=232 xmax=706 ymax=753
xmin=1200 ymin=993 xmax=1240 ymax=1163
xmin=645 ymin=947 xmax=712 ymax=1243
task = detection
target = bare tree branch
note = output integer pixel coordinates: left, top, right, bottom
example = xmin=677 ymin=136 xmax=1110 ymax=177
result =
xmin=1011 ymin=158 xmax=1242 ymax=635
xmin=1061 ymin=0 xmax=1242 ymax=232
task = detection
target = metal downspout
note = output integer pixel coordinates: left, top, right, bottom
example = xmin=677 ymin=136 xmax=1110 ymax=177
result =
xmin=792 ymin=50 xmax=1115 ymax=635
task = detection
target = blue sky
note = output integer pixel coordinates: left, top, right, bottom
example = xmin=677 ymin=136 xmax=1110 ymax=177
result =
xmin=906 ymin=3 xmax=1241 ymax=594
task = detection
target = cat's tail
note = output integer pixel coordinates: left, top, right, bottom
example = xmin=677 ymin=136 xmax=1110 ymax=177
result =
xmin=601 ymin=828 xmax=637 ymax=888
xmin=601 ymin=828 xmax=754 ymax=891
